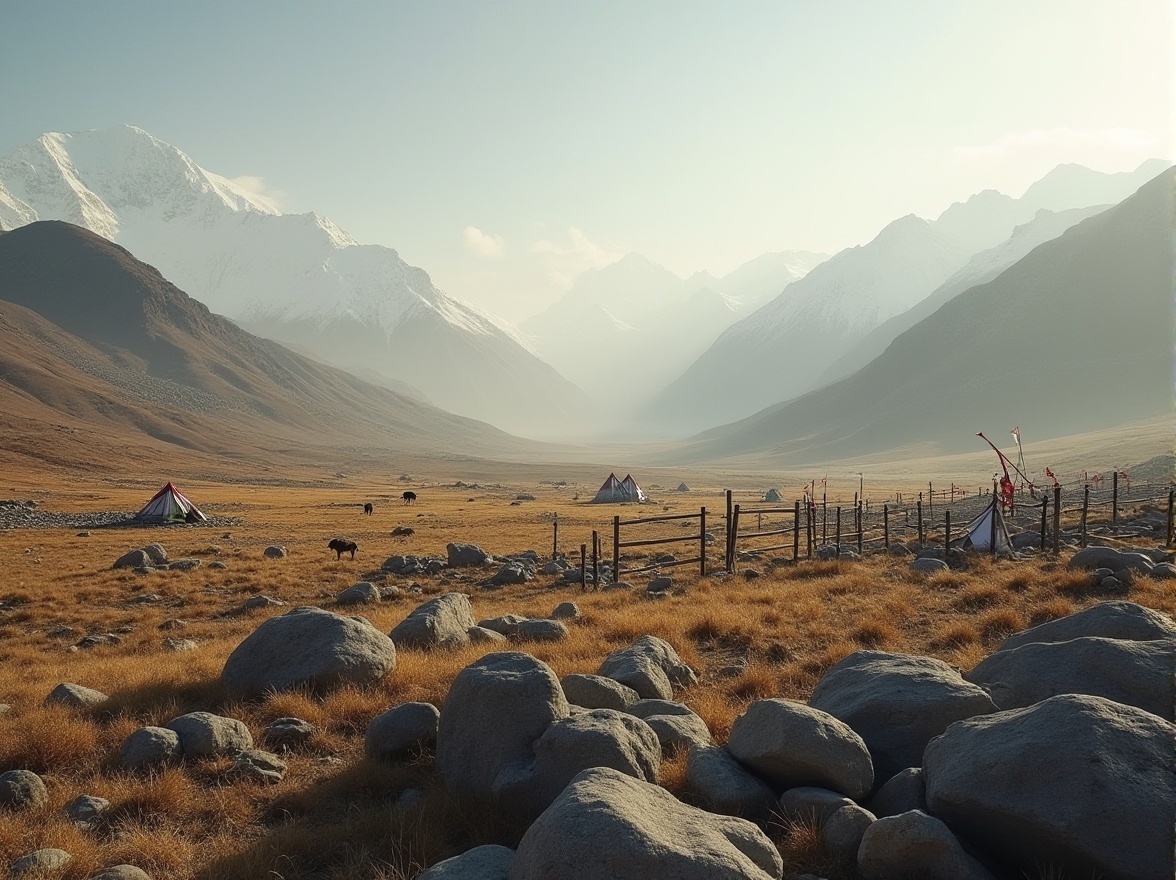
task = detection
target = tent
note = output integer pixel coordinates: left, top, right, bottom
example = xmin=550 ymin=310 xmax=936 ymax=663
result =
xmin=962 ymin=495 xmax=1013 ymax=554
xmin=676 ymin=482 xmax=690 ymax=492
xmin=136 ymin=482 xmax=207 ymax=523
xmin=763 ymin=488 xmax=783 ymax=503
xmin=591 ymin=472 xmax=648 ymax=503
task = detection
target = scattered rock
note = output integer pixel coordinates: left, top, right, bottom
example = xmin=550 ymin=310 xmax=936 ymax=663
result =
xmin=910 ymin=558 xmax=948 ymax=573
xmin=44 ymin=682 xmax=108 ymax=708
xmin=158 ymin=618 xmax=188 ymax=630
xmin=477 ymin=614 xmax=528 ymax=637
xmin=337 ymin=582 xmax=381 ymax=605
xmin=627 ymin=699 xmax=697 ymax=720
xmin=263 ymin=717 xmax=319 ymax=750
xmin=64 ymin=794 xmax=110 ymax=825
xmin=999 ymin=600 xmax=1176 ymax=650
xmin=165 ymin=711 xmax=253 ymax=758
xmin=163 ymin=638 xmax=198 ymax=652
xmin=516 ymin=619 xmax=569 ymax=642
xmin=598 ymin=635 xmax=697 ymax=700
xmin=391 ymin=526 xmax=415 ymax=537
xmin=777 ymin=786 xmax=855 ymax=824
xmin=87 ymin=867 xmax=152 ymax=880
xmin=395 ymin=788 xmax=425 ymax=810
xmin=561 ymin=674 xmax=640 ymax=711
xmin=489 ymin=561 xmax=533 ymax=586
xmin=868 ymin=768 xmax=927 ymax=819
xmin=223 ymin=606 xmax=396 ymax=694
xmin=685 ymin=745 xmax=778 ymax=822
xmin=466 ymin=625 xmax=508 ymax=644
xmin=857 ymin=810 xmax=996 ymax=880
xmin=9 ymin=848 xmax=71 ymax=875
xmin=118 ymin=726 xmax=182 ymax=769
xmin=227 ymin=749 xmax=287 ymax=784
xmin=447 ymin=542 xmax=491 ymax=567
xmin=390 ymin=593 xmax=476 ymax=650
xmin=208 ymin=561 xmax=228 ymax=570
xmin=418 ymin=844 xmax=514 ymax=880
xmin=167 ymin=558 xmax=201 ymax=571
xmin=263 ymin=546 xmax=286 ymax=559
xmin=644 ymin=712 xmax=712 ymax=752
xmin=113 ymin=549 xmax=150 ymax=569
xmin=820 ymin=804 xmax=876 ymax=862
xmin=0 ymin=770 xmax=48 ymax=810
xmin=365 ymin=702 xmax=440 ymax=761
xmin=243 ymin=595 xmax=284 ymax=611
xmin=551 ymin=601 xmax=580 ymax=620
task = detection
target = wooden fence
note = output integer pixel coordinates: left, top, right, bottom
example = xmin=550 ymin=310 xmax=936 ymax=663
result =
xmin=612 ymin=508 xmax=708 ymax=579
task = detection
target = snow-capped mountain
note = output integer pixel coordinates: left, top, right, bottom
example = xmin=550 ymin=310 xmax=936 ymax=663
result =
xmin=0 ymin=125 xmax=588 ymax=437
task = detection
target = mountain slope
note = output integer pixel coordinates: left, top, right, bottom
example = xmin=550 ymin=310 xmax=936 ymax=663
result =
xmin=679 ymin=166 xmax=1175 ymax=463
xmin=0 ymin=126 xmax=587 ymax=437
xmin=0 ymin=221 xmax=531 ymax=463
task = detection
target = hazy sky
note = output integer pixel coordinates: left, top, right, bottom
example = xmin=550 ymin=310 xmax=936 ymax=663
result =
xmin=1 ymin=1 xmax=1172 ymax=320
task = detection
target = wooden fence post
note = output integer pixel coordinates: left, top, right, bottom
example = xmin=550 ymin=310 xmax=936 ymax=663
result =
xmin=945 ymin=509 xmax=951 ymax=554
xmin=1167 ymin=489 xmax=1174 ymax=547
xmin=613 ymin=516 xmax=621 ymax=581
xmin=989 ymin=490 xmax=998 ymax=556
xmin=856 ymin=502 xmax=863 ymax=555
xmin=699 ymin=507 xmax=707 ymax=576
xmin=806 ymin=504 xmax=813 ymax=558
xmin=917 ymin=500 xmax=924 ymax=546
xmin=928 ymin=482 xmax=933 ymax=518
xmin=822 ymin=495 xmax=827 ymax=547
xmin=592 ymin=530 xmax=599 ymax=589
xmin=580 ymin=543 xmax=587 ymax=590
xmin=883 ymin=504 xmax=889 ymax=549
xmin=1112 ymin=471 xmax=1119 ymax=525
xmin=1039 ymin=494 xmax=1048 ymax=550
xmin=731 ymin=504 xmax=741 ymax=572
xmin=552 ymin=515 xmax=559 ymax=560
xmin=793 ymin=501 xmax=800 ymax=560
xmin=725 ymin=489 xmax=733 ymax=572
xmin=1081 ymin=485 xmax=1090 ymax=547
xmin=1052 ymin=486 xmax=1062 ymax=555
xmin=835 ymin=506 xmax=841 ymax=555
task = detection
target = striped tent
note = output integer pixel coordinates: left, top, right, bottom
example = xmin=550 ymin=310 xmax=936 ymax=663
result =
xmin=136 ymin=482 xmax=207 ymax=523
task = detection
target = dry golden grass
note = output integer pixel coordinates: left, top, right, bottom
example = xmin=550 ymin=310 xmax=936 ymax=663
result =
xmin=0 ymin=476 xmax=1172 ymax=879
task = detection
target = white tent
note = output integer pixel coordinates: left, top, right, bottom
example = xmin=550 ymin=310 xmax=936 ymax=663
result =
xmin=764 ymin=488 xmax=783 ymax=503
xmin=136 ymin=482 xmax=207 ymax=523
xmin=591 ymin=472 xmax=647 ymax=503
xmin=963 ymin=495 xmax=1013 ymax=554
xmin=620 ymin=474 xmax=648 ymax=503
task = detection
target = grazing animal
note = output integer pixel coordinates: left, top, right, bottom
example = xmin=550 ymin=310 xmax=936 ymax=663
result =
xmin=402 ymin=491 xmax=417 ymax=505
xmin=363 ymin=503 xmax=373 ymax=515
xmin=328 ymin=538 xmax=358 ymax=560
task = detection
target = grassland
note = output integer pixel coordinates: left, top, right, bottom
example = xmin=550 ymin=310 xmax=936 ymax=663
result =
xmin=0 ymin=474 xmax=1172 ymax=879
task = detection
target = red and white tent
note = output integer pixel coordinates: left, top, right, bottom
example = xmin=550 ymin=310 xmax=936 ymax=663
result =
xmin=136 ymin=482 xmax=207 ymax=523
xmin=590 ymin=472 xmax=648 ymax=503
xmin=962 ymin=494 xmax=1013 ymax=554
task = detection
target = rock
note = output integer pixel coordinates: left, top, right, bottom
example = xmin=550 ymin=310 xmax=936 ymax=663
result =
xmin=515 ymin=619 xmax=569 ymax=642
xmin=243 ymin=595 xmax=284 ymax=610
xmin=64 ymin=794 xmax=110 ymax=825
xmin=337 ymin=582 xmax=381 ymax=605
xmin=1150 ymin=561 xmax=1176 ymax=578
xmin=263 ymin=717 xmax=318 ymax=750
xmin=777 ymin=787 xmax=855 ymax=824
xmin=167 ymin=558 xmax=201 ymax=571
xmin=467 ymin=625 xmax=508 ymax=644
xmin=497 ymin=709 xmax=661 ymax=821
xmin=45 ymin=682 xmax=108 ymax=708
xmin=726 ymin=698 xmax=873 ymax=799
xmin=140 ymin=543 xmax=168 ymax=565
xmin=924 ymin=694 xmax=1176 ymax=880
xmin=9 ymin=849 xmax=71 ymax=875
xmin=118 ymin=726 xmax=182 ymax=769
xmin=648 ymin=575 xmax=673 ymax=593
xmin=263 ymin=545 xmax=287 ymax=559
xmin=163 ymin=638 xmax=198 ymax=653
xmin=208 ymin=561 xmax=228 ymax=570
xmin=478 ymin=614 xmax=528 ymax=637
xmin=365 ymin=702 xmax=440 ymax=761
xmin=510 ymin=767 xmax=783 ymax=880
xmin=395 ymin=788 xmax=425 ymax=810
xmin=857 ymin=810 xmax=996 ymax=880
xmin=999 ymin=600 xmax=1176 ymax=650
xmin=820 ymin=804 xmax=876 ymax=861
xmin=560 ymin=674 xmax=639 ymax=711
xmin=158 ymin=618 xmax=188 ymax=630
xmin=165 ymin=711 xmax=252 ymax=758
xmin=391 ymin=526 xmax=415 ymax=537
xmin=541 ymin=561 xmax=566 ymax=576
xmin=490 ymin=561 xmax=532 ymax=586
xmin=113 ymin=548 xmax=150 ymax=569
xmin=227 ymin=749 xmax=287 ymax=784
xmin=550 ymin=601 xmax=580 ymax=620
xmin=447 ymin=542 xmax=491 ymax=567
xmin=223 ymin=606 xmax=396 ymax=694
xmin=598 ymin=635 xmax=697 ymax=700
xmin=390 ymin=593 xmax=475 ymax=650
xmin=808 ymin=650 xmax=996 ymax=786
xmin=0 ymin=770 xmax=48 ymax=810
xmin=418 ymin=844 xmax=514 ymax=880
xmin=869 ymin=768 xmax=927 ymax=818
xmin=967 ymin=636 xmax=1175 ymax=717
xmin=87 ymin=867 xmax=151 ymax=880
xmin=644 ymin=713 xmax=712 ymax=752
xmin=910 ymin=558 xmax=948 ymax=573
xmin=685 ymin=745 xmax=777 ymax=822
xmin=436 ymin=652 xmax=568 ymax=800
xmin=626 ymin=699 xmax=695 ymax=719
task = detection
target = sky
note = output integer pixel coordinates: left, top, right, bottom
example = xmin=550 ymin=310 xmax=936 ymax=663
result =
xmin=1 ymin=1 xmax=1172 ymax=321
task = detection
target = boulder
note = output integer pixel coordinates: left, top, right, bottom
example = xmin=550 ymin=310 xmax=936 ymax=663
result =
xmin=436 ymin=652 xmax=568 ymax=800
xmin=820 ymin=804 xmax=876 ymax=862
xmin=869 ymin=768 xmax=927 ymax=819
xmin=626 ymin=699 xmax=695 ymax=719
xmin=87 ymin=867 xmax=151 ymax=880
xmin=510 ymin=767 xmax=783 ymax=880
xmin=910 ymin=558 xmax=948 ymax=573
xmin=262 ymin=717 xmax=318 ymax=750
xmin=45 ymin=682 xmax=108 ymax=708
xmin=777 ymin=786 xmax=854 ymax=824
xmin=118 ymin=726 xmax=182 ymax=769
xmin=447 ymin=542 xmax=491 ymax=567
xmin=478 ymin=614 xmax=528 ymax=637
xmin=337 ymin=582 xmax=381 ymax=605
xmin=390 ymin=593 xmax=475 ymax=650
xmin=496 ymin=709 xmax=661 ymax=821
xmin=467 ymin=625 xmax=508 ymax=644
xmin=419 ymin=844 xmax=514 ymax=880
xmin=727 ymin=698 xmax=873 ymax=799
xmin=167 ymin=558 xmax=201 ymax=571
xmin=857 ymin=810 xmax=996 ymax=880
xmin=227 ymin=749 xmax=287 ymax=784
xmin=923 ymin=694 xmax=1176 ymax=880
xmin=515 ymin=619 xmax=569 ymax=642
xmin=243 ymin=595 xmax=284 ymax=610
xmin=644 ymin=712 xmax=712 ymax=752
xmin=9 ymin=849 xmax=71 ymax=875
xmin=64 ymin=794 xmax=110 ymax=825
xmin=0 ymin=770 xmax=47 ymax=810
xmin=808 ymin=651 xmax=996 ymax=785
xmin=598 ymin=635 xmax=697 ymax=700
xmin=999 ymin=600 xmax=1176 ymax=650
xmin=141 ymin=543 xmax=168 ymax=565
xmin=490 ymin=562 xmax=532 ymax=586
xmin=685 ymin=745 xmax=778 ymax=822
xmin=165 ymin=711 xmax=252 ymax=758
xmin=550 ymin=602 xmax=580 ymax=620
xmin=561 ymin=674 xmax=640 ymax=711
xmin=223 ymin=606 xmax=397 ymax=693
xmin=1068 ymin=546 xmax=1154 ymax=574
xmin=365 ymin=702 xmax=440 ymax=761
xmin=263 ymin=546 xmax=286 ymax=559
xmin=967 ymin=636 xmax=1175 ymax=717
xmin=113 ymin=548 xmax=150 ymax=569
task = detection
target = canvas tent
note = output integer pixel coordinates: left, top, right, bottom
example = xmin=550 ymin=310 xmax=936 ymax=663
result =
xmin=136 ymin=482 xmax=207 ymax=523
xmin=962 ymin=495 xmax=1013 ymax=554
xmin=676 ymin=482 xmax=690 ymax=492
xmin=763 ymin=488 xmax=783 ymax=503
xmin=591 ymin=472 xmax=648 ymax=504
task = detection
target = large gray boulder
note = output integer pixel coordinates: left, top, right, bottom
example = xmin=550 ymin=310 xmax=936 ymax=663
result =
xmin=10 ymin=848 xmax=71 ymax=875
xmin=560 ymin=674 xmax=640 ymax=711
xmin=436 ymin=652 xmax=568 ymax=801
xmin=222 ymin=606 xmax=397 ymax=694
xmin=644 ymin=712 xmax=712 ymax=753
xmin=598 ymin=635 xmax=697 ymax=700
xmin=477 ymin=614 xmax=528 ymax=637
xmin=118 ymin=726 xmax=182 ymax=769
xmin=858 ymin=810 xmax=996 ymax=880
xmin=448 ymin=542 xmax=491 ymax=567
xmin=515 ymin=619 xmax=569 ymax=643
xmin=509 ymin=767 xmax=783 ymax=880
xmin=777 ymin=786 xmax=854 ymax=824
xmin=87 ymin=867 xmax=151 ymax=880
xmin=496 ymin=709 xmax=661 ymax=821
xmin=820 ymin=804 xmax=876 ymax=862
xmin=336 ymin=581 xmax=381 ymax=605
xmin=390 ymin=593 xmax=475 ymax=650
xmin=165 ymin=712 xmax=252 ymax=758
xmin=625 ymin=698 xmax=695 ymax=719
xmin=365 ymin=702 xmax=440 ymax=761
xmin=967 ymin=636 xmax=1175 ymax=717
xmin=0 ymin=770 xmax=47 ymax=810
xmin=924 ymin=694 xmax=1176 ymax=880
xmin=726 ymin=698 xmax=873 ymax=799
xmin=45 ymin=682 xmax=108 ymax=708
xmin=809 ymin=651 xmax=996 ymax=785
xmin=869 ymin=768 xmax=927 ymax=818
xmin=1067 ymin=546 xmax=1154 ymax=574
xmin=685 ymin=745 xmax=778 ymax=822
xmin=419 ymin=845 xmax=514 ymax=880
xmin=999 ymin=600 xmax=1176 ymax=651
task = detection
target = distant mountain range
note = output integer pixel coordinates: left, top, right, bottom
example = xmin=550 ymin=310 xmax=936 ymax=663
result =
xmin=0 ymin=221 xmax=531 ymax=470
xmin=676 ymin=164 xmax=1174 ymax=463
xmin=648 ymin=159 xmax=1169 ymax=433
xmin=0 ymin=125 xmax=587 ymax=437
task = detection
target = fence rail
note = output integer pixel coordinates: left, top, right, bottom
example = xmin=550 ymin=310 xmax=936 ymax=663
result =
xmin=613 ymin=507 xmax=708 ymax=579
